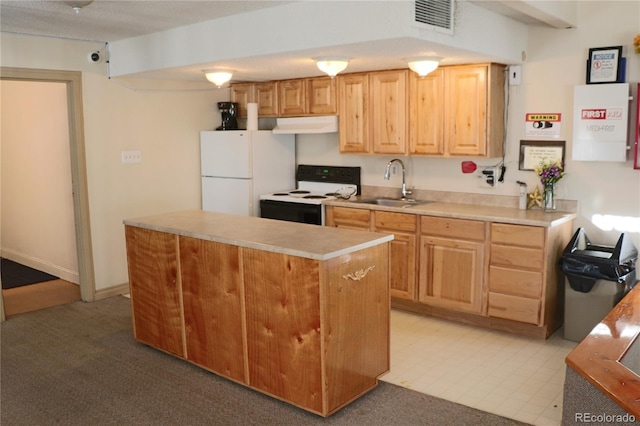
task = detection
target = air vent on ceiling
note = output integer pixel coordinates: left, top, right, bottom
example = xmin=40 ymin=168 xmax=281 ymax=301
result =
xmin=414 ymin=0 xmax=455 ymax=34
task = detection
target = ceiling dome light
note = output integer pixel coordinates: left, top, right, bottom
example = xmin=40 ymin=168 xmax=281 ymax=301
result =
xmin=203 ymin=70 xmax=234 ymax=88
xmin=63 ymin=1 xmax=94 ymax=14
xmin=407 ymin=56 xmax=442 ymax=78
xmin=314 ymin=57 xmax=350 ymax=79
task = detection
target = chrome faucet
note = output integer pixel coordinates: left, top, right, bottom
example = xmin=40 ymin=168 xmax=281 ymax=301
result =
xmin=384 ymin=158 xmax=412 ymax=200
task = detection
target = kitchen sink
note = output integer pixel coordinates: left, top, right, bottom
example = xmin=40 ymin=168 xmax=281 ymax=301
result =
xmin=350 ymin=198 xmax=432 ymax=208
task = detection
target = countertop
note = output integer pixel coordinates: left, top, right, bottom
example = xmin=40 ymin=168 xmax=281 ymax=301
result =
xmin=324 ymin=197 xmax=577 ymax=227
xmin=123 ymin=209 xmax=393 ymax=261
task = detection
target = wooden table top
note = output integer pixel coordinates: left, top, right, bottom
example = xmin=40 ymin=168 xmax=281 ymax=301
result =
xmin=565 ymin=283 xmax=640 ymax=416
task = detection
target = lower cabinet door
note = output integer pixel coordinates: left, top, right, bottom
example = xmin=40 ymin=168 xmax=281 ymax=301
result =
xmin=418 ymin=235 xmax=484 ymax=314
xmin=488 ymin=292 xmax=541 ymax=324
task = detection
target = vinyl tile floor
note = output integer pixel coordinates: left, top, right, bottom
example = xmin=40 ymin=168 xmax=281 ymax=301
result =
xmin=380 ymin=309 xmax=577 ymax=426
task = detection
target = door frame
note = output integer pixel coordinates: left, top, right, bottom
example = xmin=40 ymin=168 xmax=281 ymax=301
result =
xmin=0 ymin=67 xmax=96 ymax=321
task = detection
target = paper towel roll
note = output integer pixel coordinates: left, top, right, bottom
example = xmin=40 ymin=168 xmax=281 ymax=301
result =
xmin=247 ymin=103 xmax=258 ymax=130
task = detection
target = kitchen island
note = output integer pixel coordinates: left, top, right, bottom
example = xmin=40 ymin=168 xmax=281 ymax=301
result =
xmin=123 ymin=210 xmax=392 ymax=417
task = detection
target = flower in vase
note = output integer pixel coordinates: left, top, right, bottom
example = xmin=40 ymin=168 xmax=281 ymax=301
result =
xmin=534 ymin=159 xmax=565 ymax=186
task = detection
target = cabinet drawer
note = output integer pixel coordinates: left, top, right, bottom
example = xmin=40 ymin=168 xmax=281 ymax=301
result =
xmin=491 ymin=223 xmax=545 ymax=248
xmin=330 ymin=207 xmax=371 ymax=229
xmin=491 ymin=244 xmax=544 ymax=270
xmin=489 ymin=266 xmax=542 ymax=298
xmin=421 ymin=216 xmax=484 ymax=241
xmin=488 ymin=292 xmax=540 ymax=325
xmin=374 ymin=211 xmax=417 ymax=232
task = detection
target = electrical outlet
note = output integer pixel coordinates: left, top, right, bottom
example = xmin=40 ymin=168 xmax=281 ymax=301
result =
xmin=391 ymin=165 xmax=398 ymax=175
xmin=479 ymin=167 xmax=498 ymax=188
xmin=121 ymin=150 xmax=142 ymax=164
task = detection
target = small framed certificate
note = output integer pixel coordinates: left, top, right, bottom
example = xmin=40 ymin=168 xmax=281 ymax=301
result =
xmin=519 ymin=140 xmax=565 ymax=171
xmin=587 ymin=46 xmax=622 ymax=84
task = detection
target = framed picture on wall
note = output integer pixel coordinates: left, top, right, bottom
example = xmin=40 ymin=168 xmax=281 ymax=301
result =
xmin=519 ymin=140 xmax=566 ymax=171
xmin=586 ymin=46 xmax=623 ymax=84
xmin=635 ymin=83 xmax=640 ymax=170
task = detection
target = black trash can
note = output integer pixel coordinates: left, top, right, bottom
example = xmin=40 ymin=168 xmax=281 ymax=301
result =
xmin=560 ymin=228 xmax=637 ymax=342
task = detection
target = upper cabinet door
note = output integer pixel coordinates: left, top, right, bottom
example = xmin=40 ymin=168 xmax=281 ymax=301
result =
xmin=338 ymin=73 xmax=370 ymax=153
xmin=370 ymin=70 xmax=408 ymax=155
xmin=230 ymin=83 xmax=253 ymax=119
xmin=445 ymin=65 xmax=488 ymax=156
xmin=255 ymin=82 xmax=278 ymax=117
xmin=445 ymin=64 xmax=505 ymax=157
xmin=308 ymin=77 xmax=337 ymax=115
xmin=278 ymin=79 xmax=307 ymax=116
xmin=409 ymin=69 xmax=444 ymax=155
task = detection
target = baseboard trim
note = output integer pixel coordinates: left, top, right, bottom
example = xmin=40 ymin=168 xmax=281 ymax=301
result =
xmin=0 ymin=249 xmax=80 ymax=284
xmin=94 ymin=283 xmax=130 ymax=301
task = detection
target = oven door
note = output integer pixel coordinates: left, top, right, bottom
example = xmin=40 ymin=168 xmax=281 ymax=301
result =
xmin=259 ymin=200 xmax=322 ymax=225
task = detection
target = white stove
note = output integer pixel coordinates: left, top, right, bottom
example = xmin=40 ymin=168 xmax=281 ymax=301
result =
xmin=259 ymin=165 xmax=361 ymax=225
xmin=259 ymin=181 xmax=358 ymax=205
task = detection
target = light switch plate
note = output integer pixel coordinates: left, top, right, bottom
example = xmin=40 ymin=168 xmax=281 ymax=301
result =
xmin=122 ymin=150 xmax=142 ymax=164
xmin=509 ymin=65 xmax=522 ymax=86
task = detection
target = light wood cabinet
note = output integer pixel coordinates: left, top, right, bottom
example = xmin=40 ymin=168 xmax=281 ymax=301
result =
xmin=308 ymin=77 xmax=337 ymax=115
xmin=409 ymin=63 xmax=505 ymax=157
xmin=278 ymin=79 xmax=306 ymax=116
xmin=418 ymin=216 xmax=486 ymax=314
xmin=254 ymin=82 xmax=278 ymax=117
xmin=337 ymin=73 xmax=369 ymax=153
xmin=325 ymin=207 xmax=418 ymax=301
xmin=232 ymin=77 xmax=337 ymax=119
xmin=445 ymin=64 xmax=501 ymax=156
xmin=230 ymin=81 xmax=278 ymax=118
xmin=370 ymin=70 xmax=409 ymax=154
xmin=325 ymin=203 xmax=574 ymax=339
xmin=487 ymin=223 xmax=546 ymax=325
xmin=338 ymin=70 xmax=408 ymax=154
xmin=374 ymin=211 xmax=417 ymax=300
xmin=229 ymin=83 xmax=252 ymax=119
xmin=125 ymin=219 xmax=390 ymax=417
xmin=409 ymin=69 xmax=444 ymax=155
xmin=325 ymin=205 xmax=371 ymax=230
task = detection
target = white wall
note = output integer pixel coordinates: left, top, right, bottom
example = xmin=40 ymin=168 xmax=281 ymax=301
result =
xmin=297 ymin=0 xmax=640 ymax=251
xmin=1 ymin=80 xmax=79 ymax=281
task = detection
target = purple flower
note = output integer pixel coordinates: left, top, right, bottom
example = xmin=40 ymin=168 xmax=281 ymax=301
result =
xmin=534 ymin=159 xmax=565 ymax=186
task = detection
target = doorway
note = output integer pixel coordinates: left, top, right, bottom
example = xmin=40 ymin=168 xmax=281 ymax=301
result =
xmin=0 ymin=67 xmax=95 ymax=321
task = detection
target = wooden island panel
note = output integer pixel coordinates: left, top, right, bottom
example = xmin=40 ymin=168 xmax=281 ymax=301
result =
xmin=322 ymin=243 xmax=390 ymax=412
xmin=243 ymin=248 xmax=323 ymax=413
xmin=125 ymin=226 xmax=184 ymax=358
xmin=179 ymin=237 xmax=247 ymax=384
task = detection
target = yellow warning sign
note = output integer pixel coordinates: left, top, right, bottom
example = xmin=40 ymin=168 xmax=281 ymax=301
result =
xmin=526 ymin=113 xmax=561 ymax=122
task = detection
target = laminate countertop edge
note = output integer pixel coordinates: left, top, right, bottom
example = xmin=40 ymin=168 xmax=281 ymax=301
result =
xmin=123 ymin=210 xmax=393 ymax=261
xmin=324 ymin=199 xmax=577 ymax=227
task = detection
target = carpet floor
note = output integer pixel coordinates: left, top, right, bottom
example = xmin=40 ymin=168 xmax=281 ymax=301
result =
xmin=1 ymin=258 xmax=58 ymax=289
xmin=1 ymin=296 xmax=528 ymax=425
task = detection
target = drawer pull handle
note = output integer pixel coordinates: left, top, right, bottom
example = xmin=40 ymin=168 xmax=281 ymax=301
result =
xmin=343 ymin=265 xmax=375 ymax=281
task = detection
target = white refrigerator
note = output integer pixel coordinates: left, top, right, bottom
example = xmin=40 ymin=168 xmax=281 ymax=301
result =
xmin=200 ymin=130 xmax=295 ymax=216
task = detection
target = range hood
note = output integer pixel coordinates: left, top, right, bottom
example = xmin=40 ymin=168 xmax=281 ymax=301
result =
xmin=272 ymin=116 xmax=338 ymax=134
